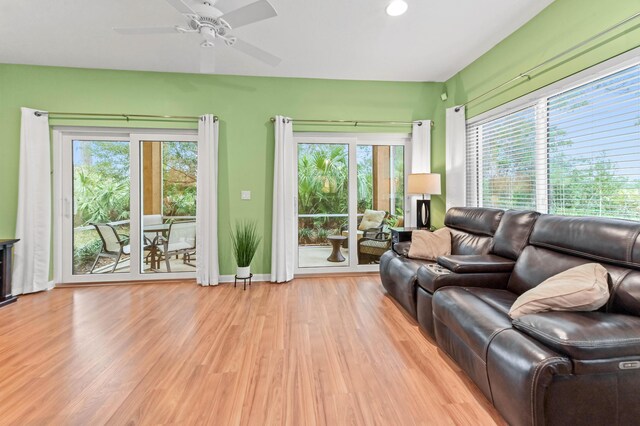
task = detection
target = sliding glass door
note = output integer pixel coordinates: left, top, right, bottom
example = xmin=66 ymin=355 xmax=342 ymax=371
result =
xmin=297 ymin=141 xmax=351 ymax=269
xmin=356 ymin=144 xmax=405 ymax=265
xmin=139 ymin=139 xmax=198 ymax=275
xmin=71 ymin=138 xmax=131 ymax=275
xmin=56 ymin=130 xmax=198 ymax=283
xmin=295 ymin=133 xmax=409 ymax=274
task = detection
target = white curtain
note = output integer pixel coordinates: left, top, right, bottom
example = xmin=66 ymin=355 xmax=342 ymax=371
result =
xmin=196 ymin=114 xmax=220 ymax=286
xmin=12 ymin=107 xmax=53 ymax=295
xmin=408 ymin=120 xmax=432 ymax=228
xmin=270 ymin=116 xmax=295 ymax=283
xmin=445 ymin=106 xmax=467 ymax=210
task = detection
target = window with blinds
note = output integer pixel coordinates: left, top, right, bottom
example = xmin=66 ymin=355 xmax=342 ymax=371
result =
xmin=466 ymin=61 xmax=640 ymax=220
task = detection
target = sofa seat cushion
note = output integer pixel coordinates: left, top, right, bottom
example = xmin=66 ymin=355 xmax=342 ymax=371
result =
xmin=432 ymin=287 xmax=516 ymax=399
xmin=437 ymin=254 xmax=515 ymax=274
xmin=513 ymin=311 xmax=640 ymax=360
xmin=433 ymin=287 xmax=516 ymax=361
xmin=463 ymin=287 xmax=518 ymax=315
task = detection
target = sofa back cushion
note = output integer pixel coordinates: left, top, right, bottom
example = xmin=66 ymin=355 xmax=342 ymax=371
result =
xmin=450 ymin=229 xmax=494 ymax=255
xmin=492 ymin=210 xmax=540 ymax=260
xmin=444 ymin=207 xmax=504 ymax=255
xmin=507 ymin=214 xmax=640 ymax=316
xmin=444 ymin=207 xmax=504 ymax=236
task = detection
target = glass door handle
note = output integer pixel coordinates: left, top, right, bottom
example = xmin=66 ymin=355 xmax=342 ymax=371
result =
xmin=64 ymin=198 xmax=71 ymax=218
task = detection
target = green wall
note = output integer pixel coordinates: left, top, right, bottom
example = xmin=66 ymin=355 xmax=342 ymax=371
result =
xmin=431 ymin=0 xmax=640 ymax=206
xmin=443 ymin=0 xmax=640 ymax=118
xmin=0 ymin=64 xmax=442 ymax=275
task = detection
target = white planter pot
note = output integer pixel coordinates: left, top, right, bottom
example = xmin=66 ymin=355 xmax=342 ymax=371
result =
xmin=236 ymin=266 xmax=251 ymax=279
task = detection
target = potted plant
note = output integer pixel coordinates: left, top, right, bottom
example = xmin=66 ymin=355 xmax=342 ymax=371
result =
xmin=230 ymin=220 xmax=262 ymax=279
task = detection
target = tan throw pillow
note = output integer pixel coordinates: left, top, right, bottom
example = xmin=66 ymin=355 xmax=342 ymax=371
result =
xmin=407 ymin=228 xmax=451 ymax=261
xmin=359 ymin=209 xmax=385 ymax=231
xmin=509 ymin=263 xmax=610 ymax=319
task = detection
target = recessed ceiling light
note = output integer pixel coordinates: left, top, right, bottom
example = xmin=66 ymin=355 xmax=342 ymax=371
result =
xmin=386 ymin=0 xmax=408 ymax=17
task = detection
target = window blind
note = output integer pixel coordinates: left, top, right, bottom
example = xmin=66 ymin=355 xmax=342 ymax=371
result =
xmin=466 ymin=62 xmax=640 ymax=220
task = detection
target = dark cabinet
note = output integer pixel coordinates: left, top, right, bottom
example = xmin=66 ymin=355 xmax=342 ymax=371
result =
xmin=0 ymin=239 xmax=19 ymax=308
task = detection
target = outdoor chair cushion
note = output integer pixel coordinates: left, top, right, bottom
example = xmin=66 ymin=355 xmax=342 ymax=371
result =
xmin=359 ymin=239 xmax=391 ymax=255
xmin=359 ymin=209 xmax=385 ymax=231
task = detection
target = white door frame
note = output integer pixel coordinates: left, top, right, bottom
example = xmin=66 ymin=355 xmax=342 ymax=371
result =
xmin=53 ymin=127 xmax=198 ymax=284
xmin=293 ymin=132 xmax=411 ymax=276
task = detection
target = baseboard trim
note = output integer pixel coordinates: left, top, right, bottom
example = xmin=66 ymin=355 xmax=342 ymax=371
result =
xmin=294 ymin=271 xmax=378 ymax=279
xmin=56 ymin=278 xmax=197 ymax=288
xmin=54 ymin=272 xmax=377 ymax=288
xmin=218 ymin=274 xmax=271 ymax=283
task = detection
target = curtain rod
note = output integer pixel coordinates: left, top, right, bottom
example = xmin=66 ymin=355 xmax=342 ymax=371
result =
xmin=269 ymin=117 xmax=433 ymax=127
xmin=33 ymin=111 xmax=217 ymax=122
xmin=454 ymin=10 xmax=640 ymax=112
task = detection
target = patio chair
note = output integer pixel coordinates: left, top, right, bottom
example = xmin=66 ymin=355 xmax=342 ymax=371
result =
xmin=90 ymin=223 xmax=130 ymax=273
xmin=158 ymin=221 xmax=196 ymax=272
xmin=143 ymin=214 xmax=163 ymax=244
xmin=340 ymin=209 xmax=386 ymax=248
xmin=357 ymin=231 xmax=392 ymax=264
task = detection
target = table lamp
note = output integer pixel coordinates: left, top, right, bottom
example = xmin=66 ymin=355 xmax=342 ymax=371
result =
xmin=407 ymin=173 xmax=441 ymax=229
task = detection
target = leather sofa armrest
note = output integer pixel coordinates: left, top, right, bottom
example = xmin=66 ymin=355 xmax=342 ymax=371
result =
xmin=437 ymin=254 xmax=515 ymax=273
xmin=487 ymin=329 xmax=572 ymax=426
xmin=416 ymin=265 xmax=511 ymax=294
xmin=393 ymin=241 xmax=411 ymax=257
xmin=512 ymin=311 xmax=640 ymax=360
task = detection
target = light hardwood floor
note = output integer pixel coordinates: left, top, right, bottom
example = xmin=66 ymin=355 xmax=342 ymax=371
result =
xmin=0 ymin=276 xmax=505 ymax=425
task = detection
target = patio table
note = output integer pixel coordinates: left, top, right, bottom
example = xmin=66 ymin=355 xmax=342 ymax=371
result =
xmin=144 ymin=223 xmax=171 ymax=271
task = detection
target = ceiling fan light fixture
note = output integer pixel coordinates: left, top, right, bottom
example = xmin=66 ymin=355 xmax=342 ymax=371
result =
xmin=386 ymin=0 xmax=408 ymax=17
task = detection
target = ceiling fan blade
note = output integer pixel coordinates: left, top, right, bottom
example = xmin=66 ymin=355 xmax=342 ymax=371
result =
xmin=200 ymin=47 xmax=216 ymax=74
xmin=229 ymin=38 xmax=281 ymax=67
xmin=220 ymin=0 xmax=277 ymax=29
xmin=165 ymin=0 xmax=197 ymax=15
xmin=113 ymin=26 xmax=180 ymax=35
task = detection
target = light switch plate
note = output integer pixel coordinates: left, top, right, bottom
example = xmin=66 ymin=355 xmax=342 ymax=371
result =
xmin=241 ymin=190 xmax=251 ymax=200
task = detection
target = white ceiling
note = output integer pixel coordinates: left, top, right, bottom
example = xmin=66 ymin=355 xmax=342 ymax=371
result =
xmin=0 ymin=0 xmax=554 ymax=82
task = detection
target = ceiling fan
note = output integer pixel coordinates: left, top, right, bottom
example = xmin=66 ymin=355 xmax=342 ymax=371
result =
xmin=114 ymin=0 xmax=281 ymax=73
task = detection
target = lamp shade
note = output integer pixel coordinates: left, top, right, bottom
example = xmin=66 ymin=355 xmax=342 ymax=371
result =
xmin=407 ymin=173 xmax=441 ymax=195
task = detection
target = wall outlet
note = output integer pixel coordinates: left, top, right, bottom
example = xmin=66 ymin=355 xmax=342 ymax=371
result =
xmin=241 ymin=190 xmax=251 ymax=200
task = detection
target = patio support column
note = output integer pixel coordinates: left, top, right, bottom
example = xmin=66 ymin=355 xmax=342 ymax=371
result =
xmin=372 ymin=146 xmax=390 ymax=212
xmin=142 ymin=142 xmax=162 ymax=215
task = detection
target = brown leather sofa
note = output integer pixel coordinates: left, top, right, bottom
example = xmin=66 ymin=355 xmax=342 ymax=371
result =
xmin=417 ymin=209 xmax=539 ymax=336
xmin=380 ymin=208 xmax=640 ymax=425
xmin=379 ymin=207 xmax=506 ymax=318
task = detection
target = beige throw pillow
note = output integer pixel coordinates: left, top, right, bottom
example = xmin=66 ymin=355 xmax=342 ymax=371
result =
xmin=407 ymin=228 xmax=451 ymax=261
xmin=509 ymin=263 xmax=610 ymax=319
xmin=359 ymin=209 xmax=386 ymax=231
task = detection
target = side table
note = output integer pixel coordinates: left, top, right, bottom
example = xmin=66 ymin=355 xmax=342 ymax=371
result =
xmin=0 ymin=239 xmax=19 ymax=308
xmin=390 ymin=227 xmax=419 ymax=245
xmin=327 ymin=235 xmax=347 ymax=262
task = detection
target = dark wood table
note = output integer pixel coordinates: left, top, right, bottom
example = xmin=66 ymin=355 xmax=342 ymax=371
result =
xmin=390 ymin=227 xmax=420 ymax=244
xmin=327 ymin=235 xmax=347 ymax=262
xmin=0 ymin=239 xmax=19 ymax=308
xmin=144 ymin=224 xmax=171 ymax=271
